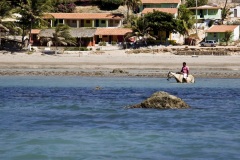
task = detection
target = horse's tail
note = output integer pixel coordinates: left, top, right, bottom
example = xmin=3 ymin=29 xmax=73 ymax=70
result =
xmin=191 ymin=76 xmax=195 ymax=83
xmin=193 ymin=78 xmax=195 ymax=83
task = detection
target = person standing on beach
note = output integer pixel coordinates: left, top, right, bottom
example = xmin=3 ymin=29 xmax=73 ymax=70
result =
xmin=181 ymin=62 xmax=189 ymax=82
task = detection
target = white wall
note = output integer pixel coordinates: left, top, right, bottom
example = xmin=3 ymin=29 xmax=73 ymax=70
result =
xmin=233 ymin=26 xmax=239 ymax=41
xmin=230 ymin=6 xmax=240 ymax=18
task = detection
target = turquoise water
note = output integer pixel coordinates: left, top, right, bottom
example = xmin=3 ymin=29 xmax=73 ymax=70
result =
xmin=0 ymin=76 xmax=240 ymax=160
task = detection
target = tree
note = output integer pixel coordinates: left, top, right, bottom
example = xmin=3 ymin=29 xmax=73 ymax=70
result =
xmin=222 ymin=30 xmax=233 ymax=46
xmin=131 ymin=11 xmax=184 ymax=45
xmin=221 ymin=0 xmax=232 ymax=24
xmin=43 ymin=24 xmax=77 ymax=49
xmin=56 ymin=3 xmax=76 ymax=13
xmin=177 ymin=5 xmax=195 ymax=36
xmin=144 ymin=11 xmax=179 ymax=34
xmin=99 ymin=0 xmax=123 ymax=10
xmin=15 ymin=0 xmax=53 ymax=46
xmin=51 ymin=0 xmax=77 ymax=13
xmin=185 ymin=0 xmax=208 ymax=7
xmin=124 ymin=0 xmax=142 ymax=22
xmin=131 ymin=16 xmax=151 ymax=38
xmin=0 ymin=0 xmax=12 ymax=48
xmin=0 ymin=0 xmax=12 ymax=18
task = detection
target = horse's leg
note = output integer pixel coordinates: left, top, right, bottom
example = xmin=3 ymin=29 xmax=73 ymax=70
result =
xmin=176 ymin=75 xmax=182 ymax=83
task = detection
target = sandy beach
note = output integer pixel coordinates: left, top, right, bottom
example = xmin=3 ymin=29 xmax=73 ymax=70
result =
xmin=0 ymin=49 xmax=240 ymax=78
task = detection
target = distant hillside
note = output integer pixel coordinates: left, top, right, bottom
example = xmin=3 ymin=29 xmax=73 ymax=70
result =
xmin=208 ymin=0 xmax=239 ymax=7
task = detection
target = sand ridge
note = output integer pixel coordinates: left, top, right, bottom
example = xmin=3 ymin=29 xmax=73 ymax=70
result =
xmin=0 ymin=49 xmax=240 ymax=78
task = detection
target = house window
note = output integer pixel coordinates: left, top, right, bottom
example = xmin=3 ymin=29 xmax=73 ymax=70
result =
xmin=101 ymin=20 xmax=106 ymax=24
xmin=72 ymin=20 xmax=76 ymax=23
xmin=59 ymin=19 xmax=63 ymax=23
xmin=234 ymin=9 xmax=237 ymax=17
xmin=80 ymin=20 xmax=84 ymax=27
xmin=214 ymin=33 xmax=217 ymax=37
xmin=170 ymin=4 xmax=174 ymax=8
xmin=86 ymin=20 xmax=90 ymax=23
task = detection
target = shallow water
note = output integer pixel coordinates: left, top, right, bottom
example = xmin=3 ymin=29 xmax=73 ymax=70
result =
xmin=0 ymin=76 xmax=240 ymax=160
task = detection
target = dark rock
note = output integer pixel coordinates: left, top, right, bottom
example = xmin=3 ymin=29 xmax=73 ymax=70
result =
xmin=127 ymin=91 xmax=191 ymax=109
xmin=110 ymin=68 xmax=129 ymax=74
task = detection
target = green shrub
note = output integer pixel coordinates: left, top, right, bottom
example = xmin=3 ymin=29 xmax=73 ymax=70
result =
xmin=168 ymin=40 xmax=177 ymax=45
xmin=99 ymin=41 xmax=107 ymax=46
xmin=111 ymin=41 xmax=117 ymax=45
xmin=55 ymin=2 xmax=76 ymax=13
xmin=99 ymin=0 xmax=122 ymax=10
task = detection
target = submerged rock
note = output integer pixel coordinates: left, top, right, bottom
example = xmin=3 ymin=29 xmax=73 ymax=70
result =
xmin=127 ymin=91 xmax=190 ymax=109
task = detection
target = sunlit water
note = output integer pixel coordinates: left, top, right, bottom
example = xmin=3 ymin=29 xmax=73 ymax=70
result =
xmin=0 ymin=76 xmax=240 ymax=160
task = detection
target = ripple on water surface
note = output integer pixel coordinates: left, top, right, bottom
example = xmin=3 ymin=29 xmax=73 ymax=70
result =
xmin=0 ymin=77 xmax=240 ymax=159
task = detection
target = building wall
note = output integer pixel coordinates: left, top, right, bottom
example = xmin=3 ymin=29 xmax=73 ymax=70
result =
xmin=233 ymin=26 xmax=240 ymax=40
xmin=65 ymin=20 xmax=77 ymax=27
xmin=194 ymin=9 xmax=222 ymax=19
xmin=230 ymin=6 xmax=240 ymax=18
xmin=206 ymin=26 xmax=239 ymax=42
xmin=51 ymin=19 xmax=121 ymax=28
xmin=95 ymin=35 xmax=125 ymax=44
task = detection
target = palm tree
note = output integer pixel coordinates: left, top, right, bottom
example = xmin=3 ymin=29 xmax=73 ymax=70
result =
xmin=0 ymin=0 xmax=12 ymax=48
xmin=0 ymin=0 xmax=12 ymax=18
xmin=124 ymin=0 xmax=142 ymax=22
xmin=15 ymin=0 xmax=53 ymax=46
xmin=177 ymin=5 xmax=195 ymax=36
xmin=131 ymin=16 xmax=148 ymax=36
xmin=46 ymin=24 xmax=76 ymax=50
xmin=131 ymin=16 xmax=152 ymax=45
xmin=221 ymin=0 xmax=232 ymax=24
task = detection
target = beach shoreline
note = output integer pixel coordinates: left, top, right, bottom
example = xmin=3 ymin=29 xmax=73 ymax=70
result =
xmin=1 ymin=49 xmax=240 ymax=78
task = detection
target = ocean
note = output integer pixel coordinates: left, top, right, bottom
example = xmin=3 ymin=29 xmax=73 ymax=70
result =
xmin=0 ymin=76 xmax=240 ymax=160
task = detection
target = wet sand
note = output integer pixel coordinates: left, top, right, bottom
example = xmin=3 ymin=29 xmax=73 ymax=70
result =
xmin=0 ymin=49 xmax=240 ymax=78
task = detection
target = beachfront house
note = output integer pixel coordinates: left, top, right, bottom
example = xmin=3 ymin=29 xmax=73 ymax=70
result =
xmin=43 ymin=13 xmax=124 ymax=28
xmin=139 ymin=0 xmax=183 ymax=44
xmin=205 ymin=25 xmax=239 ymax=43
xmin=38 ymin=27 xmax=132 ymax=47
xmin=94 ymin=28 xmax=132 ymax=45
xmin=140 ymin=0 xmax=181 ymax=12
xmin=188 ymin=5 xmax=222 ymax=20
xmin=34 ymin=12 xmax=132 ymax=46
xmin=38 ymin=28 xmax=97 ymax=47
xmin=141 ymin=8 xmax=178 ymax=18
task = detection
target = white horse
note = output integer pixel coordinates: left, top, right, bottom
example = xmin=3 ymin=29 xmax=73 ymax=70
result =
xmin=167 ymin=71 xmax=195 ymax=83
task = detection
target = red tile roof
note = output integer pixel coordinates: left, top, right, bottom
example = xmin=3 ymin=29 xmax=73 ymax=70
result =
xmin=142 ymin=8 xmax=178 ymax=14
xmin=206 ymin=25 xmax=238 ymax=33
xmin=95 ymin=28 xmax=132 ymax=35
xmin=189 ymin=5 xmax=221 ymax=10
xmin=31 ymin=29 xmax=41 ymax=34
xmin=141 ymin=0 xmax=180 ymax=3
xmin=44 ymin=13 xmax=124 ymax=20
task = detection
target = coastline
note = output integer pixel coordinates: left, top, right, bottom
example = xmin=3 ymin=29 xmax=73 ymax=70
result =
xmin=0 ymin=49 xmax=240 ymax=78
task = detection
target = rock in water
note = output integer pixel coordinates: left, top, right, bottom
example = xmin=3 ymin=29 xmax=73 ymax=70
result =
xmin=127 ymin=91 xmax=191 ymax=109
